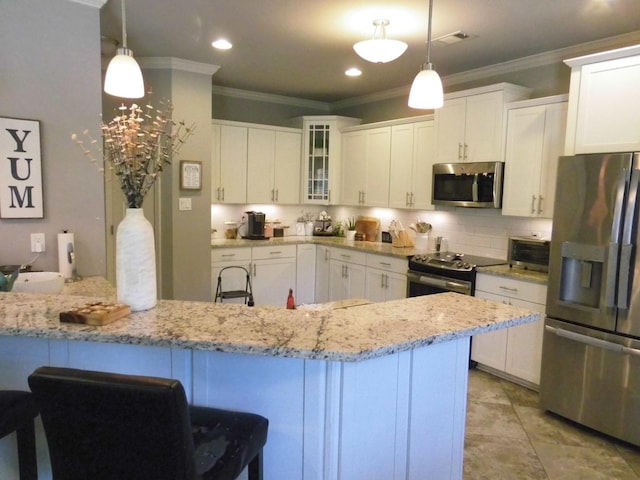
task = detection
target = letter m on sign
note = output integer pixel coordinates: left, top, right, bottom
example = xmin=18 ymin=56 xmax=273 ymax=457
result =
xmin=0 ymin=117 xmax=43 ymax=218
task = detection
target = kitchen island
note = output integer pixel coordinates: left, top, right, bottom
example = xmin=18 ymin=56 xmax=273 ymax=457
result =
xmin=0 ymin=279 xmax=539 ymax=480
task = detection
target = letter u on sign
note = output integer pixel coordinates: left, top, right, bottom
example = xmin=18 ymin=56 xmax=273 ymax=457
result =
xmin=0 ymin=117 xmax=43 ymax=218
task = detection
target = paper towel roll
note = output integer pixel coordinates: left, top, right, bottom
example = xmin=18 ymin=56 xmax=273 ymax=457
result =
xmin=58 ymin=232 xmax=75 ymax=280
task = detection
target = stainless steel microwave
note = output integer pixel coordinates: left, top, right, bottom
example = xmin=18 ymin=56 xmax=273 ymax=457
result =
xmin=432 ymin=161 xmax=504 ymax=208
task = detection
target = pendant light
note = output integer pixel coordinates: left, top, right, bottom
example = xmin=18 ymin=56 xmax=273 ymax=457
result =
xmin=408 ymin=0 xmax=443 ymax=109
xmin=353 ymin=19 xmax=408 ymax=64
xmin=104 ymin=0 xmax=144 ymax=98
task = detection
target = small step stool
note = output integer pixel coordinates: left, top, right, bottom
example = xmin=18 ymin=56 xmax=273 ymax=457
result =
xmin=214 ymin=266 xmax=254 ymax=306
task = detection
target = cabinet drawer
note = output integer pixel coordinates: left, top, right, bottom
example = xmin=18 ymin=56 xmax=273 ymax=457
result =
xmin=366 ymin=254 xmax=407 ymax=274
xmin=476 ymin=273 xmax=546 ymax=304
xmin=251 ymin=245 xmax=296 ymax=260
xmin=212 ymin=247 xmax=251 ymax=264
xmin=331 ymin=247 xmax=366 ymax=265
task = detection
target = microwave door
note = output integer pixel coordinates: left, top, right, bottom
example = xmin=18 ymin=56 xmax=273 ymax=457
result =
xmin=546 ymin=153 xmax=634 ymax=332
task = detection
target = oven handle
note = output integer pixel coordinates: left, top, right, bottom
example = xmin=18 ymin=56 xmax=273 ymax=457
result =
xmin=406 ymin=271 xmax=471 ymax=295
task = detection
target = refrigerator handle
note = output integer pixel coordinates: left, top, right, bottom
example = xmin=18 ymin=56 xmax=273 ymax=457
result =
xmin=546 ymin=325 xmax=640 ymax=357
xmin=604 ymin=168 xmax=631 ymax=307
xmin=617 ymin=168 xmax=640 ymax=309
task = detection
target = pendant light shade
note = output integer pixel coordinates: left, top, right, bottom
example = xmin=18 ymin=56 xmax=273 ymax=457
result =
xmin=353 ymin=19 xmax=408 ymax=64
xmin=104 ymin=0 xmax=144 ymax=99
xmin=408 ymin=0 xmax=443 ymax=109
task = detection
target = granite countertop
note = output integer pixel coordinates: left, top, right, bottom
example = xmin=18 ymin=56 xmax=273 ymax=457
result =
xmin=0 ymin=277 xmax=539 ymax=362
xmin=477 ymin=264 xmax=549 ymax=285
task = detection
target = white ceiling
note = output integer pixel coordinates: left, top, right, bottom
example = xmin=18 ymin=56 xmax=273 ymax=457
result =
xmin=99 ymin=0 xmax=640 ymax=103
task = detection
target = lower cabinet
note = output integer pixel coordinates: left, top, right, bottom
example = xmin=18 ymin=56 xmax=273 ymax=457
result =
xmin=329 ymin=248 xmax=366 ymax=301
xmin=365 ymin=254 xmax=407 ymax=302
xmin=251 ymin=245 xmax=297 ymax=307
xmin=315 ymin=245 xmax=332 ymax=303
xmin=211 ymin=248 xmax=252 ymax=304
xmin=471 ymin=273 xmax=546 ymax=387
xmin=296 ymin=244 xmax=316 ymax=305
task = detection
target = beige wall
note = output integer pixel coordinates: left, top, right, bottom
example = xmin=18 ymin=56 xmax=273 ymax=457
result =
xmin=0 ymin=0 xmax=106 ymax=276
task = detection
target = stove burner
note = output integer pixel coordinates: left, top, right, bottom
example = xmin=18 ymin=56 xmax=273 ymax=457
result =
xmin=409 ymin=251 xmax=506 ymax=274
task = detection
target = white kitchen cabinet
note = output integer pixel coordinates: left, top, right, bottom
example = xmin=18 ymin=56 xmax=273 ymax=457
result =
xmin=365 ymin=254 xmax=407 ymax=302
xmin=564 ymin=45 xmax=640 ymax=154
xmin=341 ymin=127 xmax=391 ymax=207
xmin=434 ymin=83 xmax=531 ymax=164
xmin=502 ymin=97 xmax=568 ymax=218
xmin=296 ymin=243 xmax=316 ymax=305
xmin=211 ymin=122 xmax=247 ymax=204
xmin=471 ymin=273 xmax=546 ymax=387
xmin=211 ymin=247 xmax=252 ymax=303
xmin=388 ymin=120 xmax=435 ymax=209
xmin=292 ymin=116 xmax=361 ymax=205
xmin=251 ymin=245 xmax=297 ymax=306
xmin=329 ymin=248 xmax=366 ymax=301
xmin=315 ymin=244 xmax=332 ymax=303
xmin=247 ymin=127 xmax=301 ymax=204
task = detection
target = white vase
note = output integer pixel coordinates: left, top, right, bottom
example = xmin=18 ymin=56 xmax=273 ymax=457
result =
xmin=346 ymin=230 xmax=356 ymax=241
xmin=116 ymin=208 xmax=157 ymax=311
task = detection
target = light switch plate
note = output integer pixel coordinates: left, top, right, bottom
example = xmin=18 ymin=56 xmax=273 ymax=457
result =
xmin=178 ymin=197 xmax=192 ymax=211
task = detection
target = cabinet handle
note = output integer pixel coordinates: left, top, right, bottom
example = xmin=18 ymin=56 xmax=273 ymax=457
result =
xmin=457 ymin=142 xmax=462 ymax=160
xmin=252 ymin=263 xmax=256 ymax=276
xmin=410 ymin=192 xmax=415 ymax=206
xmin=380 ymin=273 xmax=385 ymax=288
xmin=269 ymin=251 xmax=282 ymax=255
xmin=538 ymin=195 xmax=544 ymax=214
xmin=344 ymin=265 xmax=349 ymax=278
xmin=216 ymin=187 xmax=220 ymax=200
xmin=328 ymin=189 xmax=331 ymax=202
xmin=531 ymin=195 xmax=536 ymax=214
xmin=406 ymin=192 xmax=410 ymax=206
xmin=221 ymin=254 xmax=236 ymax=258
xmin=463 ymin=143 xmax=468 ymax=160
xmin=275 ymin=189 xmax=279 ymax=202
xmin=325 ymin=249 xmax=329 ymax=261
xmin=221 ymin=187 xmax=225 ymax=201
xmin=499 ymin=285 xmax=518 ymax=292
xmin=362 ymin=191 xmax=366 ymax=204
xmin=380 ymin=262 xmax=391 ymax=267
xmin=271 ymin=189 xmax=274 ymax=202
xmin=385 ymin=273 xmax=389 ymax=289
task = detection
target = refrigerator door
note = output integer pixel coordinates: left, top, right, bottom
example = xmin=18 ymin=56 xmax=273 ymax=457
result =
xmin=546 ymin=153 xmax=634 ymax=331
xmin=540 ymin=317 xmax=640 ymax=447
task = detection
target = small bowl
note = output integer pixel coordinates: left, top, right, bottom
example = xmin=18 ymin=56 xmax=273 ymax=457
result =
xmin=11 ymin=272 xmax=65 ymax=294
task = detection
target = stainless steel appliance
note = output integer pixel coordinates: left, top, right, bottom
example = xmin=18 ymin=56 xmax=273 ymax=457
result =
xmin=541 ymin=152 xmax=640 ymax=447
xmin=508 ymin=236 xmax=550 ymax=272
xmin=244 ymin=211 xmax=266 ymax=239
xmin=432 ymin=161 xmax=504 ymax=208
xmin=407 ymin=252 xmax=506 ymax=297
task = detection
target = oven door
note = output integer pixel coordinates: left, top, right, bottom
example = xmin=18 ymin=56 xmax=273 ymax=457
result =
xmin=406 ymin=270 xmax=472 ymax=296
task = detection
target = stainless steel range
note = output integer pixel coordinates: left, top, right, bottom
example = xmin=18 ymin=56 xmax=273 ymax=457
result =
xmin=407 ymin=252 xmax=506 ymax=297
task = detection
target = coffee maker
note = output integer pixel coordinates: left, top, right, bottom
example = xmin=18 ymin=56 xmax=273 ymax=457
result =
xmin=244 ymin=211 xmax=266 ymax=239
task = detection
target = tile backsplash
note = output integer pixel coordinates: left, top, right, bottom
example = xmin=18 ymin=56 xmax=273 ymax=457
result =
xmin=211 ymin=204 xmax=552 ymax=261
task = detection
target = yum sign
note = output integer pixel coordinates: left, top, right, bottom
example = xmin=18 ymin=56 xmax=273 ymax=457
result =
xmin=0 ymin=117 xmax=43 ymax=218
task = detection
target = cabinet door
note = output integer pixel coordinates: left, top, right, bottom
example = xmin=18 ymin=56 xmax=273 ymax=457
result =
xmin=274 ymin=130 xmax=301 ymax=204
xmin=470 ymin=290 xmax=508 ymax=370
xmin=345 ymin=262 xmax=366 ymax=300
xmin=412 ymin=121 xmax=435 ymax=210
xmin=364 ymin=127 xmax=391 ymax=207
xmin=385 ymin=271 xmax=407 ymax=300
xmin=502 ymin=105 xmax=546 ymax=217
xmin=315 ymin=245 xmax=331 ymax=303
xmin=218 ymin=125 xmax=247 ymax=204
xmin=573 ymin=55 xmax=640 ymax=154
xmin=252 ymin=257 xmax=296 ymax=306
xmin=341 ymin=131 xmax=366 ymax=206
xmin=329 ymin=259 xmax=348 ymax=301
xmin=538 ymin=102 xmax=567 ymax=218
xmin=504 ymin=298 xmax=544 ymax=385
xmin=389 ymin=124 xmax=414 ymax=208
xmin=434 ymin=97 xmax=466 ymax=163
xmin=212 ymin=261 xmax=252 ymax=304
xmin=296 ymin=244 xmax=315 ymax=305
xmin=247 ymin=128 xmax=276 ymax=204
xmin=365 ymin=268 xmax=387 ymax=303
xmin=464 ymin=91 xmax=503 ymax=163
xmin=303 ymin=122 xmax=332 ymax=204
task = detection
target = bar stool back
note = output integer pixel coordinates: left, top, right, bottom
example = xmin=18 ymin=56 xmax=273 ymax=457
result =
xmin=0 ymin=390 xmax=39 ymax=480
xmin=28 ymin=366 xmax=268 ymax=480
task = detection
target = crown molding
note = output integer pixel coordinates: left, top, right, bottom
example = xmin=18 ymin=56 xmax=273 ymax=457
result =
xmin=138 ymin=57 xmax=220 ymax=76
xmin=68 ymin=0 xmax=107 ymax=7
xmin=211 ymin=85 xmax=331 ymax=112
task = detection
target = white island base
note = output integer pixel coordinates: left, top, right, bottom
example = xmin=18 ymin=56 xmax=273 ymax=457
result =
xmin=0 ymin=335 xmax=469 ymax=480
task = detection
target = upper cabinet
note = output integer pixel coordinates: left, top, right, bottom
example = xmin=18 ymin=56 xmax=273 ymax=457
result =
xmin=247 ymin=127 xmax=301 ymax=204
xmin=502 ymin=96 xmax=568 ymax=218
xmin=388 ymin=120 xmax=435 ymax=210
xmin=291 ymin=116 xmax=361 ymax=205
xmin=434 ymin=83 xmax=531 ymax=163
xmin=564 ymin=45 xmax=640 ymax=154
xmin=212 ymin=122 xmax=247 ymax=204
xmin=341 ymin=127 xmax=391 ymax=207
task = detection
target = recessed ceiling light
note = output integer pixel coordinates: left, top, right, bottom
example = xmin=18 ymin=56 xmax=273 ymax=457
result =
xmin=345 ymin=67 xmax=362 ymax=77
xmin=212 ymin=39 xmax=233 ymax=50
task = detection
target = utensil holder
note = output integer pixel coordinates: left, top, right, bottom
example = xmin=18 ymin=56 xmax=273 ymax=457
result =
xmin=392 ymin=230 xmax=413 ymax=248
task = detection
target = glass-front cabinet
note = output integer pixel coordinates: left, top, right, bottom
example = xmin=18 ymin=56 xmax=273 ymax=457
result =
xmin=292 ymin=116 xmax=360 ymax=204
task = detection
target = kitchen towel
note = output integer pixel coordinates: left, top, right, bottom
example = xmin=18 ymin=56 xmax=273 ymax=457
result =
xmin=57 ymin=232 xmax=76 ymax=280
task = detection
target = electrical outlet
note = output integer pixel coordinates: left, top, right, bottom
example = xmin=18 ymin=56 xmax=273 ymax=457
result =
xmin=31 ymin=233 xmax=45 ymax=252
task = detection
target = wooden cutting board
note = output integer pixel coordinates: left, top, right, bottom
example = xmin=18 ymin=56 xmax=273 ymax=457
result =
xmin=60 ymin=302 xmax=131 ymax=326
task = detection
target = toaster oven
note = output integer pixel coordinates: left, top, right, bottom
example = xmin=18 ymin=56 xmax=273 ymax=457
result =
xmin=508 ymin=236 xmax=550 ymax=272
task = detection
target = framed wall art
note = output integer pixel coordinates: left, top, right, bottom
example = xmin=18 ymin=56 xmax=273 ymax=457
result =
xmin=180 ymin=160 xmax=202 ymax=190
xmin=0 ymin=116 xmax=43 ymax=218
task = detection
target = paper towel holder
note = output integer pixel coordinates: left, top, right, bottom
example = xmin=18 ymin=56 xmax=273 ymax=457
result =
xmin=58 ymin=230 xmax=82 ymax=283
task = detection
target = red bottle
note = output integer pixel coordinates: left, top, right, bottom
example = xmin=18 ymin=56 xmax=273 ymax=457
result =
xmin=286 ymin=288 xmax=296 ymax=309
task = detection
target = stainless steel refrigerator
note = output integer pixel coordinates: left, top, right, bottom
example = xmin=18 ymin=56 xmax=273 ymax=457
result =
xmin=541 ymin=152 xmax=640 ymax=447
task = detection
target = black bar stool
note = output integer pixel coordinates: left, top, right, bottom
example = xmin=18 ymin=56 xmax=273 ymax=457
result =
xmin=0 ymin=390 xmax=39 ymax=480
xmin=28 ymin=366 xmax=268 ymax=480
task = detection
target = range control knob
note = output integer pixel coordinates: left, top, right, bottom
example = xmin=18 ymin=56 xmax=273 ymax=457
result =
xmin=453 ymin=260 xmax=464 ymax=269
xmin=463 ymin=262 xmax=471 ymax=269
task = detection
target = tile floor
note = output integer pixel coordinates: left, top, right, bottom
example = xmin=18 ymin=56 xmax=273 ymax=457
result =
xmin=465 ymin=369 xmax=640 ymax=479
